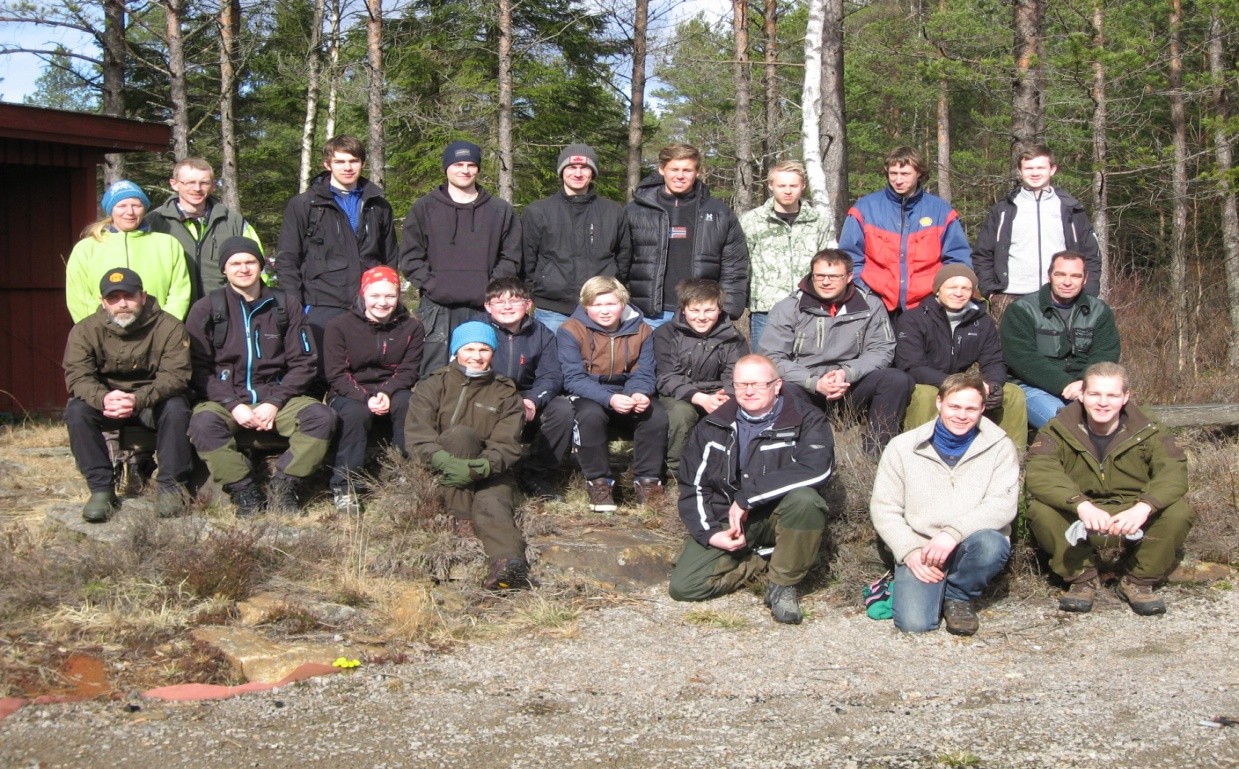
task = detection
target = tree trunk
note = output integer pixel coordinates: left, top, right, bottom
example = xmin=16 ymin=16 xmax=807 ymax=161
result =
xmin=497 ymin=0 xmax=514 ymax=201
xmin=732 ymin=0 xmax=752 ymax=211
xmin=802 ymin=0 xmax=829 ymax=222
xmin=762 ymin=0 xmax=778 ymax=179
xmin=1169 ymin=0 xmax=1188 ymax=370
xmin=1091 ymin=0 xmax=1110 ymax=296
xmin=325 ymin=0 xmax=341 ymax=139
xmin=935 ymin=0 xmax=950 ymax=201
xmin=1011 ymin=0 xmax=1045 ymax=157
xmin=164 ymin=0 xmax=189 ymax=159
xmin=820 ymin=0 xmax=846 ymax=235
xmin=102 ymin=0 xmax=127 ymax=184
xmin=298 ymin=0 xmax=326 ymax=192
xmin=1208 ymin=9 xmax=1239 ymax=366
xmin=626 ymin=0 xmax=649 ymax=200
xmin=218 ymin=0 xmax=241 ymax=211
xmin=366 ymin=0 xmax=385 ymax=189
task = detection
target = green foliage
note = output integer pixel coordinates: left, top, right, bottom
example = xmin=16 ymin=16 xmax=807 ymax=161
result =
xmin=22 ymin=49 xmax=98 ymax=112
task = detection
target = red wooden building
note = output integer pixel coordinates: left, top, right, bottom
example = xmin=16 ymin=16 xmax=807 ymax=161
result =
xmin=0 ymin=103 xmax=169 ymax=419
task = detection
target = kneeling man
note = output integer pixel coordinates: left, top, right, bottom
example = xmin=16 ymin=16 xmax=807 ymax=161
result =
xmin=870 ymin=373 xmax=1019 ymax=635
xmin=669 ymin=354 xmax=834 ymax=624
xmin=1026 ymin=362 xmax=1193 ymax=615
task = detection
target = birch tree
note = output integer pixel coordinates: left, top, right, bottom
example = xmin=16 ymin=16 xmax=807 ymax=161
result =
xmin=820 ymin=0 xmax=845 ymax=232
xmin=497 ymin=0 xmax=515 ymax=201
xmin=219 ymin=0 xmax=241 ymax=210
xmin=1090 ymin=0 xmax=1110 ymax=296
xmin=801 ymin=0 xmax=829 ymax=222
xmin=1169 ymin=0 xmax=1188 ymax=370
xmin=1208 ymin=7 xmax=1239 ymax=365
xmin=298 ymin=0 xmax=326 ymax=191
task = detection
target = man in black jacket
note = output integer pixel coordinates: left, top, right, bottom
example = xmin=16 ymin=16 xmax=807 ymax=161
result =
xmin=973 ymin=145 xmax=1101 ymax=322
xmin=275 ymin=135 xmax=398 ymax=360
xmin=668 ymin=355 xmax=834 ymax=624
xmin=522 ymin=144 xmax=630 ymax=334
xmin=623 ymin=143 xmax=749 ymax=326
xmin=401 ymin=140 xmax=522 ymax=376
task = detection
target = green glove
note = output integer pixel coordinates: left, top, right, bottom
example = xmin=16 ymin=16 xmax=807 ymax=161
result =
xmin=466 ymin=457 xmax=491 ymax=481
xmin=439 ymin=456 xmax=474 ymax=488
xmin=430 ymin=450 xmax=453 ymax=473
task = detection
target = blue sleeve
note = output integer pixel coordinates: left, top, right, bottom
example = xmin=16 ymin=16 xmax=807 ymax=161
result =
xmin=941 ymin=217 xmax=972 ymax=266
xmin=527 ymin=329 xmax=564 ymax=408
xmin=838 ymin=212 xmax=868 ymax=291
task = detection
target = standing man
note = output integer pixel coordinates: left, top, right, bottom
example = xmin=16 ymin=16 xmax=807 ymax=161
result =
xmin=838 ymin=146 xmax=971 ymax=315
xmin=1026 ymin=363 xmax=1193 ymax=616
xmin=401 ymin=140 xmax=522 ymax=375
xmin=761 ymin=249 xmax=914 ymax=452
xmin=146 ymin=157 xmax=264 ymax=302
xmin=668 ymin=354 xmax=834 ymax=625
xmin=63 ymin=268 xmax=194 ymax=522
xmin=974 ymin=145 xmax=1102 ymax=321
xmin=624 ymin=143 xmax=749 ymax=327
xmin=188 ymin=238 xmax=337 ymax=516
xmin=522 ymin=143 xmax=630 ymax=334
xmin=276 ymin=135 xmax=398 ymax=355
xmin=1000 ymin=250 xmax=1120 ymax=428
xmin=739 ymin=160 xmax=836 ymax=348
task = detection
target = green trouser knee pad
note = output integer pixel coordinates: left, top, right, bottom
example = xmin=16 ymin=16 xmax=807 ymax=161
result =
xmin=668 ymin=537 xmax=770 ymax=602
xmin=1128 ymin=499 xmax=1195 ymax=580
xmin=768 ymin=487 xmax=828 ymax=586
xmin=662 ymin=397 xmax=701 ymax=477
xmin=199 ymin=443 xmax=252 ymax=487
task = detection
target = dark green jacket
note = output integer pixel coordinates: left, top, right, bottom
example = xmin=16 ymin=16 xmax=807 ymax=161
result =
xmin=146 ymin=196 xmax=261 ymax=302
xmin=1000 ymin=283 xmax=1119 ymax=393
xmin=1025 ymin=401 xmax=1188 ymax=514
xmin=405 ymin=364 xmax=525 ymax=474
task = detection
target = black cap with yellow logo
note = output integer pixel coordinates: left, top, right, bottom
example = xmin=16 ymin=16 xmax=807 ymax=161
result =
xmin=99 ymin=267 xmax=144 ymax=297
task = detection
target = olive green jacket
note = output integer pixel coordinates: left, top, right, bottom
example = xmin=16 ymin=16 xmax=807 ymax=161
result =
xmin=405 ymin=364 xmax=525 ymax=473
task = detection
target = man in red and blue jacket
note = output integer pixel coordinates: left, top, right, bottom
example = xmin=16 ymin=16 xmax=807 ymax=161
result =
xmin=839 ymin=146 xmax=972 ymax=314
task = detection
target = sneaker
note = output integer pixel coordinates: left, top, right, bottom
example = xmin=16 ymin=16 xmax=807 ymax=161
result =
xmin=267 ymin=474 xmax=300 ymax=514
xmin=82 ymin=490 xmax=118 ymax=523
xmin=1058 ymin=575 xmax=1099 ymax=613
xmin=764 ymin=583 xmax=803 ymax=625
xmin=942 ymin=599 xmax=979 ymax=636
xmin=227 ymin=481 xmax=267 ymax=517
xmin=1117 ymin=576 xmax=1166 ymax=616
xmin=155 ymin=489 xmax=188 ymax=518
xmin=632 ymin=477 xmax=664 ymax=506
xmin=483 ymin=557 xmax=530 ymax=591
xmin=332 ymin=488 xmax=362 ymax=515
xmin=586 ymin=478 xmax=616 ymax=512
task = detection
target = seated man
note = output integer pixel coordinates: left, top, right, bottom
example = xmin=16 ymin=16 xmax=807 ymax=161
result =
xmin=653 ymin=278 xmax=749 ymax=476
xmin=1000 ymin=250 xmax=1120 ymax=428
xmin=483 ymin=278 xmax=572 ymax=501
xmin=669 ymin=354 xmax=833 ymax=624
xmin=895 ymin=264 xmax=1027 ymax=448
xmin=405 ymin=321 xmax=529 ymax=591
xmin=1025 ymin=362 xmax=1193 ymax=616
xmin=187 ymin=237 xmax=337 ymax=515
xmin=761 ymin=248 xmax=913 ymax=451
xmin=870 ymin=373 xmax=1019 ymax=635
xmin=559 ymin=276 xmax=669 ymax=511
xmin=62 ymin=268 xmax=193 ymax=522
xmin=323 ymin=265 xmax=425 ymax=514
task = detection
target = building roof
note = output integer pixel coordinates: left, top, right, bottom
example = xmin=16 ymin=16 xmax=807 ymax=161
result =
xmin=0 ymin=102 xmax=168 ymax=153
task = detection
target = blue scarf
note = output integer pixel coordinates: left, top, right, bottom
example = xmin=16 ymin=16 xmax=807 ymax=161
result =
xmin=931 ymin=419 xmax=977 ymax=467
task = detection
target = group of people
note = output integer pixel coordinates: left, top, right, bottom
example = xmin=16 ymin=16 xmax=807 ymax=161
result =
xmin=60 ymin=136 xmax=1192 ymax=619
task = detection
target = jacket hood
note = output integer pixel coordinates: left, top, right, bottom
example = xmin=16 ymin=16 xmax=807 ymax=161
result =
xmin=153 ymin=195 xmax=224 ymax=221
xmin=918 ymin=295 xmax=987 ymax=324
xmin=94 ymin=295 xmax=163 ymax=337
xmin=794 ymin=276 xmax=864 ymax=315
xmin=1048 ymin=400 xmax=1157 ymax=457
xmin=568 ymin=302 xmax=646 ymax=334
xmin=670 ymin=310 xmax=745 ymax=342
xmin=308 ymin=171 xmax=387 ymax=202
xmin=883 ymin=184 xmax=925 ymax=206
xmin=429 ymin=182 xmax=495 ymax=210
xmin=634 ymin=172 xmax=711 ymax=203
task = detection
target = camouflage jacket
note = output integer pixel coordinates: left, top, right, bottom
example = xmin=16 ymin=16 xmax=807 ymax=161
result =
xmin=739 ymin=198 xmax=836 ymax=313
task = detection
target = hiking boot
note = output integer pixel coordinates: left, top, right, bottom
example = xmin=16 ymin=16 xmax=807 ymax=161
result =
xmin=764 ymin=583 xmax=803 ymax=625
xmin=332 ymin=488 xmax=362 ymax=515
xmin=520 ymin=472 xmax=564 ymax=502
xmin=81 ymin=490 xmax=118 ymax=523
xmin=483 ymin=557 xmax=530 ymax=591
xmin=1058 ymin=575 xmax=1099 ymax=613
xmin=155 ymin=489 xmax=188 ymax=518
xmin=632 ymin=477 xmax=664 ymax=506
xmin=942 ymin=599 xmax=979 ymax=636
xmin=267 ymin=474 xmax=300 ymax=514
xmin=1117 ymin=576 xmax=1166 ymax=616
xmin=227 ymin=481 xmax=267 ymax=517
xmin=586 ymin=478 xmax=616 ymax=512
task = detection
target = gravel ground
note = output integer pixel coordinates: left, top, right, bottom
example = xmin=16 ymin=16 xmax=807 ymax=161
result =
xmin=3 ymin=583 xmax=1237 ymax=769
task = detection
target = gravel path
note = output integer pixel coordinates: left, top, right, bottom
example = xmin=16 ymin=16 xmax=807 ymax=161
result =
xmin=3 ymin=583 xmax=1237 ymax=768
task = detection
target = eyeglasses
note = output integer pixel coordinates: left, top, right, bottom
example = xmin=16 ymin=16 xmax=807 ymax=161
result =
xmin=486 ymin=298 xmax=528 ymax=308
xmin=733 ymin=380 xmax=779 ymax=391
xmin=811 ymin=273 xmax=848 ymax=282
xmin=175 ymin=180 xmax=216 ymax=189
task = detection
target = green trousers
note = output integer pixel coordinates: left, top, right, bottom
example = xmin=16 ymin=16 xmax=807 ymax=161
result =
xmin=668 ymin=487 xmax=827 ymax=602
xmin=1027 ymin=498 xmax=1195 ymax=581
xmin=190 ymin=397 xmax=335 ymax=486
xmin=437 ymin=425 xmax=525 ymax=562
xmin=904 ymin=383 xmax=1028 ymax=450
xmin=662 ymin=397 xmax=703 ymax=477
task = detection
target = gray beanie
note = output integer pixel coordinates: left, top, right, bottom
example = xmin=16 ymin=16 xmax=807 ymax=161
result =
xmin=557 ymin=144 xmax=599 ymax=177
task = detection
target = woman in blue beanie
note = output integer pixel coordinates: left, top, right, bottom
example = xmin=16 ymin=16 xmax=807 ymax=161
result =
xmin=65 ymin=179 xmax=191 ymax=322
xmin=405 ymin=320 xmax=530 ymax=590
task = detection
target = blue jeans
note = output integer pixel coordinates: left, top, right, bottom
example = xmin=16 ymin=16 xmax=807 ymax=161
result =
xmin=642 ymin=310 xmax=676 ymax=329
xmin=1020 ymin=383 xmax=1068 ymax=429
xmin=534 ymin=307 xmax=571 ymax=335
xmin=892 ymin=529 xmax=1011 ymax=633
xmin=748 ymin=312 xmax=768 ymax=350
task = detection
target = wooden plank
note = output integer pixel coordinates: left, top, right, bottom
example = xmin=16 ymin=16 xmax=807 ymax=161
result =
xmin=1145 ymin=404 xmax=1239 ymax=428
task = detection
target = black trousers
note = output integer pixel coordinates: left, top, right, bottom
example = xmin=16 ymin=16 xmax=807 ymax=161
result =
xmin=804 ymin=367 xmax=914 ymax=451
xmin=572 ymin=396 xmax=668 ymax=481
xmin=65 ymin=396 xmax=193 ymax=492
xmin=328 ymin=390 xmax=412 ymax=490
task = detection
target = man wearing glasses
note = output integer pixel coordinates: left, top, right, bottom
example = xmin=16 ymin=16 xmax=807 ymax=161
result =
xmin=759 ymin=249 xmax=913 ymax=452
xmin=146 ymin=157 xmax=263 ymax=302
xmin=669 ymin=354 xmax=834 ymax=625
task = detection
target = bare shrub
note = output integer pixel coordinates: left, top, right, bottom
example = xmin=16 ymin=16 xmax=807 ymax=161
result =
xmin=159 ymin=525 xmax=265 ymax=601
xmin=1182 ymin=431 xmax=1239 ymax=565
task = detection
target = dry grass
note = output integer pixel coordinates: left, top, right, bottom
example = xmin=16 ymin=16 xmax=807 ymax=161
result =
xmin=683 ymin=607 xmax=750 ymax=629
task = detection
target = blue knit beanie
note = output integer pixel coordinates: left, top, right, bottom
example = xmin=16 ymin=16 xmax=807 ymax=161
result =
xmin=450 ymin=321 xmax=498 ymax=356
xmin=101 ymin=180 xmax=151 ymax=215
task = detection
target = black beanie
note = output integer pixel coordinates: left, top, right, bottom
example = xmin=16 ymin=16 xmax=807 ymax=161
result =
xmin=218 ymin=236 xmax=263 ymax=272
xmin=442 ymin=141 xmax=482 ymax=170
